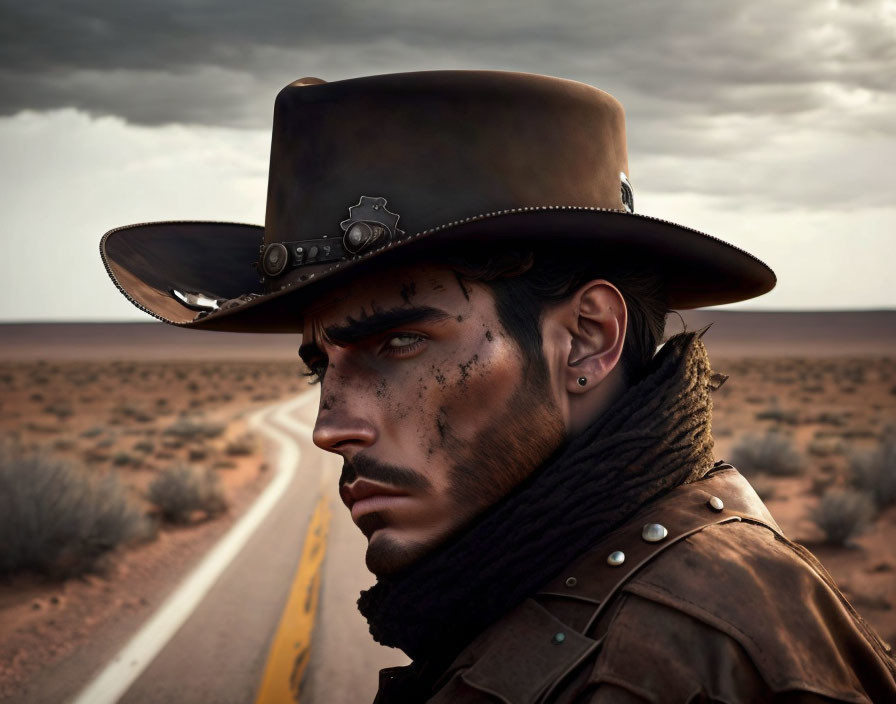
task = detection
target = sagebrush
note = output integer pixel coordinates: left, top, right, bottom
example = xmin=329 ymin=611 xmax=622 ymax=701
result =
xmin=0 ymin=442 xmax=147 ymax=578
xmin=849 ymin=436 xmax=896 ymax=509
xmin=809 ymin=488 xmax=875 ymax=546
xmin=148 ymin=464 xmax=228 ymax=523
xmin=730 ymin=430 xmax=805 ymax=476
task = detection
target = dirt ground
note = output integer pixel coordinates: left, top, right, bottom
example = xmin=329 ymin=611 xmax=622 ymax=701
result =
xmin=0 ymin=360 xmax=307 ymax=699
xmin=710 ymin=355 xmax=896 ymax=647
xmin=0 ymin=352 xmax=894 ymax=698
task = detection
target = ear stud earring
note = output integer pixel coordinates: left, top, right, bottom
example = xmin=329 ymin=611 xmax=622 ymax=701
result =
xmin=577 ymin=377 xmax=588 ymax=387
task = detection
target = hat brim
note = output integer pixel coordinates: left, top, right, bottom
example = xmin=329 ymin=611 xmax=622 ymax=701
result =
xmin=101 ymin=208 xmax=776 ymax=333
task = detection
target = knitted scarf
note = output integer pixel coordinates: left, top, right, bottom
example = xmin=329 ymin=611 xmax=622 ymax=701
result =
xmin=358 ymin=330 xmax=720 ymax=666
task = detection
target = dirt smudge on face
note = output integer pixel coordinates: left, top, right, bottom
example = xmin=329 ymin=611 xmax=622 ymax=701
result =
xmin=457 ymin=354 xmax=480 ymax=386
xmin=435 ymin=407 xmax=449 ymax=441
xmin=485 ymin=330 xmax=494 ymax=342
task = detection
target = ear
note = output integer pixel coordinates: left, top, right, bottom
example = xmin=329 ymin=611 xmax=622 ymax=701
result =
xmin=563 ymin=280 xmax=627 ymax=394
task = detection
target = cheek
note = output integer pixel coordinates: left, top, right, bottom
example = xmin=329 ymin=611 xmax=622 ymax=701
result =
xmin=421 ymin=331 xmax=522 ymax=454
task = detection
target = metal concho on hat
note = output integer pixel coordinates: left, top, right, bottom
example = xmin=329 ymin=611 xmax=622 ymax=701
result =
xmin=340 ymin=196 xmax=403 ymax=253
xmin=258 ymin=196 xmax=404 ymax=279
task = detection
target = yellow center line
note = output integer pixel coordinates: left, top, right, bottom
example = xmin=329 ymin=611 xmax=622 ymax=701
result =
xmin=255 ymin=495 xmax=331 ymax=704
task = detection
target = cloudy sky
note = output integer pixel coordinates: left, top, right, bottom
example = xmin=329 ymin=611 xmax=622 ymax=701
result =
xmin=1 ymin=0 xmax=894 ymax=321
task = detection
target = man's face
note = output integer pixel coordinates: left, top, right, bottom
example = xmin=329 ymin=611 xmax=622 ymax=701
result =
xmin=302 ymin=263 xmax=566 ymax=576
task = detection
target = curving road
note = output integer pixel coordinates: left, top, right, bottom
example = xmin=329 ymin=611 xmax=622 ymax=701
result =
xmin=62 ymin=390 xmax=407 ymax=704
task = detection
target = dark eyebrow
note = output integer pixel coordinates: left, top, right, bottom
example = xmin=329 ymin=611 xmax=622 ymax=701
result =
xmin=299 ymin=306 xmax=450 ymax=364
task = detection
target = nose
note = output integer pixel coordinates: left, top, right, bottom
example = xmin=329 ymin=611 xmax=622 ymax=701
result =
xmin=312 ymin=399 xmax=377 ymax=455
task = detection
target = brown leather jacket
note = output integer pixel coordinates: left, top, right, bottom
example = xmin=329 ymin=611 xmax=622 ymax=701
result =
xmin=375 ymin=467 xmax=896 ymax=703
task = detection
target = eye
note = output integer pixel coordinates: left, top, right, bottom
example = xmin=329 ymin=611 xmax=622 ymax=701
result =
xmin=382 ymin=333 xmax=426 ymax=357
xmin=387 ymin=333 xmax=423 ymax=348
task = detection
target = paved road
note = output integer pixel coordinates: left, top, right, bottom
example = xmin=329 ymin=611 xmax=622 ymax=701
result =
xmin=67 ymin=391 xmax=407 ymax=704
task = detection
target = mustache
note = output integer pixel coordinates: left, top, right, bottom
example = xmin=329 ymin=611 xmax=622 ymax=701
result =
xmin=339 ymin=454 xmax=432 ymax=492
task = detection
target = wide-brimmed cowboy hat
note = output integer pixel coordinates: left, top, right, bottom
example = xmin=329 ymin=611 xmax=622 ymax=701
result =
xmin=100 ymin=70 xmax=775 ymax=332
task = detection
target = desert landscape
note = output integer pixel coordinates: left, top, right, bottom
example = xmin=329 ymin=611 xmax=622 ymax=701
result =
xmin=0 ymin=335 xmax=306 ymax=700
xmin=0 ymin=313 xmax=894 ymax=700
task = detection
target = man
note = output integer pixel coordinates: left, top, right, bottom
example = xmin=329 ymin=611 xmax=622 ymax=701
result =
xmin=101 ymin=71 xmax=895 ymax=702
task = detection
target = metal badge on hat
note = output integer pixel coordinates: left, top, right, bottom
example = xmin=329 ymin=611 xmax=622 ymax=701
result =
xmin=255 ymin=195 xmax=404 ymax=283
xmin=340 ymin=196 xmax=404 ymax=254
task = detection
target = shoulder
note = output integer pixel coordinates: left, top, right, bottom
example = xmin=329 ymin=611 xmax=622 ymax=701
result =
xmin=598 ymin=517 xmax=896 ymax=703
xmin=423 ymin=469 xmax=896 ymax=703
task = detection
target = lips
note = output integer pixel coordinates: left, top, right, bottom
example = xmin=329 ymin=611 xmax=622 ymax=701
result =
xmin=339 ymin=479 xmax=410 ymax=517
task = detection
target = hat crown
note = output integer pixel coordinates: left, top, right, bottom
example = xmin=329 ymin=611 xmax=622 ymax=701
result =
xmin=263 ymin=71 xmax=631 ymax=262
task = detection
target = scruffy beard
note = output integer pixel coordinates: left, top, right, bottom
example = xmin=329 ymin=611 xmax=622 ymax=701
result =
xmin=357 ymin=374 xmax=565 ymax=578
xmin=444 ymin=369 xmax=566 ymax=512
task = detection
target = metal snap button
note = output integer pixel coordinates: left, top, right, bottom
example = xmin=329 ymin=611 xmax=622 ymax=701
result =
xmin=642 ymin=523 xmax=668 ymax=543
xmin=606 ymin=550 xmax=625 ymax=566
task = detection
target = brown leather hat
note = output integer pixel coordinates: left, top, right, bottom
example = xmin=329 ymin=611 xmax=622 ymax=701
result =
xmin=100 ymin=70 xmax=775 ymax=332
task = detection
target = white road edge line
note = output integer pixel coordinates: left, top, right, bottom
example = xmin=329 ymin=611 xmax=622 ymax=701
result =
xmin=70 ymin=391 xmax=319 ymax=704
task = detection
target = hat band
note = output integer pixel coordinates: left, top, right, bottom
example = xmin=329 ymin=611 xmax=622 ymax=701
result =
xmin=258 ymin=236 xmax=347 ymax=279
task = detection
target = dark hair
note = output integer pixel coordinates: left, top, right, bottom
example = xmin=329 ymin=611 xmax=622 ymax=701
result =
xmin=444 ymin=247 xmax=669 ymax=386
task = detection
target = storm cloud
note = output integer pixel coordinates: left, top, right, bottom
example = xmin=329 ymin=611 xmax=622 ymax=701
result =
xmin=2 ymin=0 xmax=894 ymax=129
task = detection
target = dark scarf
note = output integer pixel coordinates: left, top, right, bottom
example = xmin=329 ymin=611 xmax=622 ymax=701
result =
xmin=359 ymin=331 xmax=721 ymax=667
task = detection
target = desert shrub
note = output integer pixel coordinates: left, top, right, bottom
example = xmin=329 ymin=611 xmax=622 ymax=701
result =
xmin=25 ymin=422 xmax=57 ymax=434
xmin=809 ymin=488 xmax=875 ymax=546
xmin=43 ymin=402 xmax=73 ymax=420
xmin=225 ymin=433 xmax=257 ymax=457
xmin=849 ymin=436 xmax=896 ymax=509
xmin=807 ymin=438 xmax=844 ymax=458
xmin=755 ymin=407 xmax=800 ymax=426
xmin=111 ymin=402 xmax=155 ymax=423
xmin=840 ymin=428 xmax=878 ymax=440
xmin=809 ymin=473 xmax=836 ymax=497
xmin=0 ymin=442 xmax=147 ymax=578
xmin=730 ymin=430 xmax=805 ymax=477
xmin=112 ymin=451 xmax=137 ymax=467
xmin=148 ymin=465 xmax=228 ymax=524
xmin=133 ymin=440 xmax=155 ymax=454
xmin=812 ymin=412 xmax=847 ymax=427
xmin=163 ymin=417 xmax=225 ymax=440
